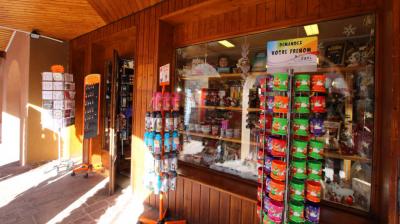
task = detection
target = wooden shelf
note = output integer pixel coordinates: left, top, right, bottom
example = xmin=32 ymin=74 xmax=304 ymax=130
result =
xmin=194 ymin=105 xmax=242 ymax=111
xmin=247 ymin=108 xmax=261 ymax=112
xmin=323 ymin=151 xmax=372 ymax=163
xmin=181 ymin=71 xmax=268 ymax=80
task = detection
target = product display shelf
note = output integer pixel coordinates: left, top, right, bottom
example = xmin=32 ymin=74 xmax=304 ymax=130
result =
xmin=193 ymin=105 xmax=242 ymax=111
xmin=295 ymin=65 xmax=367 ymax=75
xmin=323 ymin=151 xmax=371 ymax=163
xmin=181 ymin=71 xmax=269 ymax=80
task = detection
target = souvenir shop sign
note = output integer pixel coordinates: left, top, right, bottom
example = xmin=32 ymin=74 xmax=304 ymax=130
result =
xmin=159 ymin=64 xmax=170 ymax=86
xmin=267 ymin=37 xmax=318 ymax=72
xmin=84 ymin=74 xmax=101 ymax=139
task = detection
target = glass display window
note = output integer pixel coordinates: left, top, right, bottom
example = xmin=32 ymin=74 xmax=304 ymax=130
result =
xmin=175 ymin=14 xmax=375 ymax=211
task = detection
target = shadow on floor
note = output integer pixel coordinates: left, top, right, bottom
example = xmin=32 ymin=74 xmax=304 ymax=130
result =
xmin=0 ymin=161 xmax=32 ymax=182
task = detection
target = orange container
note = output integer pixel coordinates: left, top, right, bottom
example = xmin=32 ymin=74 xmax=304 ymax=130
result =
xmin=273 ymin=96 xmax=289 ymax=113
xmin=311 ymin=74 xmax=326 ymax=93
xmin=306 ymin=180 xmax=322 ymax=203
xmin=269 ymin=179 xmax=285 ymax=201
xmin=271 ymin=160 xmax=286 ymax=181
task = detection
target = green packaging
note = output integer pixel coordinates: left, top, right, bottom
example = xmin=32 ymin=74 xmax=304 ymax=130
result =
xmin=307 ymin=160 xmax=323 ymax=180
xmin=309 ymin=140 xmax=324 ymax=159
xmin=293 ymin=118 xmax=309 ymax=136
xmin=292 ymin=140 xmax=308 ymax=159
xmin=290 ymin=179 xmax=305 ymax=201
xmin=273 ymin=73 xmax=289 ymax=91
xmin=294 ymin=74 xmax=310 ymax=92
xmin=289 ymin=201 xmax=305 ymax=223
xmin=272 ymin=117 xmax=288 ymax=136
xmin=294 ymin=97 xmax=310 ymax=114
xmin=291 ymin=159 xmax=307 ymax=180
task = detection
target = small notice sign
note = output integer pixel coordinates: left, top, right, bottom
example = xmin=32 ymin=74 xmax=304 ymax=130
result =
xmin=159 ymin=64 xmax=170 ymax=86
xmin=267 ymin=36 xmax=318 ymax=72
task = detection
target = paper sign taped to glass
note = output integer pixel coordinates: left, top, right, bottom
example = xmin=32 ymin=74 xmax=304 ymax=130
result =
xmin=267 ymin=36 xmax=318 ymax=73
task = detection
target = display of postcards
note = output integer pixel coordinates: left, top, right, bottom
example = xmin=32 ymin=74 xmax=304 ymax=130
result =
xmin=42 ymin=91 xmax=53 ymax=100
xmin=42 ymin=82 xmax=53 ymax=90
xmin=53 ymin=109 xmax=74 ymax=119
xmin=53 ymin=100 xmax=65 ymax=109
xmin=53 ymin=82 xmax=65 ymax=90
xmin=42 ymin=100 xmax=53 ymax=109
xmin=53 ymin=91 xmax=65 ymax=100
xmin=64 ymin=73 xmax=74 ymax=82
xmin=65 ymin=82 xmax=75 ymax=90
xmin=323 ymin=42 xmax=345 ymax=66
xmin=52 ymin=73 xmax=64 ymax=81
xmin=64 ymin=100 xmax=75 ymax=110
xmin=42 ymin=72 xmax=53 ymax=81
xmin=65 ymin=91 xmax=76 ymax=100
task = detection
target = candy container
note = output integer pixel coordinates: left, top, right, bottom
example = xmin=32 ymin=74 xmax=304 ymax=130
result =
xmin=294 ymin=97 xmax=310 ymax=114
xmin=292 ymin=140 xmax=308 ymax=159
xmin=310 ymin=117 xmax=325 ymax=136
xmin=311 ymin=96 xmax=326 ymax=113
xmin=267 ymin=96 xmax=275 ymax=113
xmin=273 ymin=96 xmax=289 ymax=113
xmin=271 ymin=138 xmax=287 ymax=157
xmin=155 ymin=112 xmax=163 ymax=132
xmin=272 ymin=117 xmax=288 ymax=136
xmin=145 ymin=112 xmax=152 ymax=130
xmin=171 ymin=92 xmax=180 ymax=111
xmin=154 ymin=133 xmax=162 ymax=155
xmin=271 ymin=160 xmax=286 ymax=181
xmin=307 ymin=160 xmax=323 ymax=180
xmin=305 ymin=202 xmax=320 ymax=223
xmin=290 ymin=179 xmax=305 ymax=201
xmin=294 ymin=74 xmax=310 ymax=92
xmin=309 ymin=140 xmax=324 ymax=159
xmin=259 ymin=114 xmax=273 ymax=130
xmin=306 ymin=180 xmax=322 ymax=203
xmin=273 ymin=73 xmax=289 ymax=91
xmin=268 ymin=199 xmax=284 ymax=223
xmin=163 ymin=92 xmax=171 ymax=110
xmin=265 ymin=176 xmax=272 ymax=193
xmin=289 ymin=201 xmax=305 ymax=222
xmin=152 ymin=92 xmax=163 ymax=111
xmin=293 ymin=118 xmax=309 ymax=136
xmin=311 ymin=74 xmax=326 ymax=93
xmin=291 ymin=159 xmax=307 ymax=179
xmin=263 ymin=196 xmax=271 ymax=211
xmin=258 ymin=167 xmax=265 ymax=184
xmin=269 ymin=179 xmax=285 ymax=201
xmin=265 ymin=156 xmax=273 ymax=174
xmin=164 ymin=132 xmax=171 ymax=153
xmin=257 ymin=184 xmax=264 ymax=202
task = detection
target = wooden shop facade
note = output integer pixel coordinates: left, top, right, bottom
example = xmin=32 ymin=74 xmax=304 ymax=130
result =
xmin=69 ymin=0 xmax=399 ymax=223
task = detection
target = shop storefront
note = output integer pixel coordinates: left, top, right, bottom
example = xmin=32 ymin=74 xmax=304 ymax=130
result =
xmin=69 ymin=0 xmax=399 ymax=223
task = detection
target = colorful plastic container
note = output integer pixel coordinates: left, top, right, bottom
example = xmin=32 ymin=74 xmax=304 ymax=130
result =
xmin=273 ymin=73 xmax=289 ymax=91
xmin=293 ymin=118 xmax=309 ymax=136
xmin=309 ymin=140 xmax=324 ymax=159
xmin=273 ymin=96 xmax=289 ymax=113
xmin=305 ymin=202 xmax=320 ymax=223
xmin=268 ymin=199 xmax=284 ymax=223
xmin=270 ymin=179 xmax=285 ymax=201
xmin=271 ymin=160 xmax=286 ymax=181
xmin=271 ymin=138 xmax=287 ymax=157
xmin=311 ymin=74 xmax=326 ymax=93
xmin=311 ymin=96 xmax=326 ymax=113
xmin=272 ymin=117 xmax=288 ymax=136
xmin=291 ymin=159 xmax=307 ymax=179
xmin=310 ymin=118 xmax=325 ymax=136
xmin=306 ymin=180 xmax=322 ymax=203
xmin=307 ymin=160 xmax=322 ymax=180
xmin=294 ymin=96 xmax=310 ymax=114
xmin=289 ymin=201 xmax=305 ymax=222
xmin=292 ymin=140 xmax=308 ymax=159
xmin=265 ymin=156 xmax=273 ymax=174
xmin=294 ymin=74 xmax=310 ymax=92
xmin=290 ymin=179 xmax=305 ymax=201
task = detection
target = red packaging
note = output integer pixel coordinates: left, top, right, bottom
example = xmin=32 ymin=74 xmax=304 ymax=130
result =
xmin=310 ymin=96 xmax=326 ymax=113
xmin=271 ymin=138 xmax=287 ymax=157
xmin=311 ymin=75 xmax=326 ymax=93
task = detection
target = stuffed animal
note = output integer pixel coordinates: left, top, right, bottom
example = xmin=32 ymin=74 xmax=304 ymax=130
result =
xmin=347 ymin=51 xmax=361 ymax=67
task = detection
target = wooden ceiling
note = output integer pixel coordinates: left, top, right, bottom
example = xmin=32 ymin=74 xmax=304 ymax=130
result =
xmin=0 ymin=0 xmax=163 ymax=51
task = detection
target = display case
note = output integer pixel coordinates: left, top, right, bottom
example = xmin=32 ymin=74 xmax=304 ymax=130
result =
xmin=175 ymin=14 xmax=376 ymax=212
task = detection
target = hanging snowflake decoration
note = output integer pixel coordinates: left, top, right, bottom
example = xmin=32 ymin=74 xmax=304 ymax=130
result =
xmin=237 ymin=41 xmax=251 ymax=79
xmin=343 ymin=24 xmax=357 ymax=37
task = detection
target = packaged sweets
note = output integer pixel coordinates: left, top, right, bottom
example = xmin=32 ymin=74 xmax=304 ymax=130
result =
xmin=265 ymin=176 xmax=272 ymax=193
xmin=171 ymin=93 xmax=180 ymax=111
xmin=292 ymin=139 xmax=308 ymax=159
xmin=291 ymin=159 xmax=307 ymax=180
xmin=294 ymin=74 xmax=310 ymax=92
xmin=310 ymin=96 xmax=326 ymax=113
xmin=165 ymin=112 xmax=173 ymax=132
xmin=145 ymin=112 xmax=152 ymax=130
xmin=289 ymin=200 xmax=305 ymax=222
xmin=258 ymin=167 xmax=265 ymax=184
xmin=290 ymin=179 xmax=305 ymax=201
xmin=257 ymin=184 xmax=264 ymax=201
xmin=155 ymin=112 xmax=163 ymax=132
xmin=272 ymin=117 xmax=288 ymax=136
xmin=172 ymin=131 xmax=180 ymax=151
xmin=265 ymin=156 xmax=273 ymax=174
xmin=163 ymin=92 xmax=171 ymax=111
xmin=310 ymin=117 xmax=325 ymax=136
xmin=309 ymin=140 xmax=324 ymax=159
xmin=306 ymin=180 xmax=322 ymax=203
xmin=268 ymin=199 xmax=284 ymax=223
xmin=294 ymin=96 xmax=310 ymax=114
xmin=271 ymin=160 xmax=286 ymax=181
xmin=273 ymin=73 xmax=289 ymax=91
xmin=273 ymin=96 xmax=289 ymax=113
xmin=305 ymin=202 xmax=320 ymax=223
xmin=154 ymin=133 xmax=162 ymax=155
xmin=293 ymin=118 xmax=309 ymax=136
xmin=151 ymin=112 xmax=157 ymax=132
xmin=172 ymin=111 xmax=179 ymax=131
xmin=311 ymin=74 xmax=326 ymax=93
xmin=164 ymin=132 xmax=171 ymax=153
xmin=307 ymin=160 xmax=322 ymax=180
xmin=170 ymin=152 xmax=178 ymax=171
xmin=269 ymin=179 xmax=285 ymax=201
xmin=271 ymin=138 xmax=287 ymax=157
xmin=259 ymin=113 xmax=273 ymax=130
xmin=152 ymin=92 xmax=163 ymax=111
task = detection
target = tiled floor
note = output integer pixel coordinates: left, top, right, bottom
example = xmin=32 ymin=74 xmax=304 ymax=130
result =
xmin=0 ymin=161 xmax=149 ymax=224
